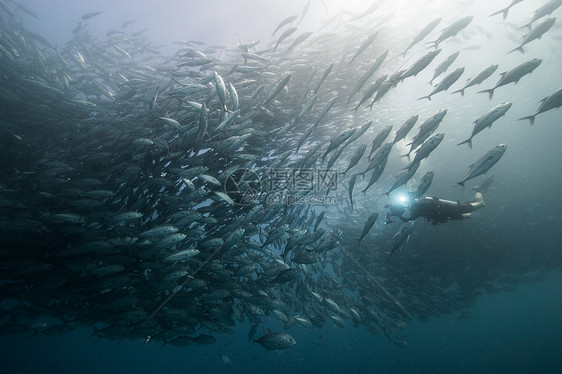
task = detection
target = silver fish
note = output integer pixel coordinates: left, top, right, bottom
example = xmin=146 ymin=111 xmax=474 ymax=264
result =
xmin=518 ymin=86 xmax=562 ymax=125
xmin=451 ymin=64 xmax=498 ymax=96
xmin=428 ymin=16 xmax=473 ymax=49
xmin=430 ymin=51 xmax=460 ymax=85
xmin=458 ymin=144 xmax=507 ymax=187
xmin=254 ymin=329 xmax=297 ymax=351
xmin=458 ymin=102 xmax=512 ymax=148
xmin=418 ymin=67 xmax=464 ymax=101
xmin=478 ymin=59 xmax=542 ymax=100
xmin=508 ymin=17 xmax=556 ymax=54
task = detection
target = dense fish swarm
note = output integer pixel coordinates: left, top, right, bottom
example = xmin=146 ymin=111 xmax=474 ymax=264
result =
xmin=0 ymin=1 xmax=560 ymax=347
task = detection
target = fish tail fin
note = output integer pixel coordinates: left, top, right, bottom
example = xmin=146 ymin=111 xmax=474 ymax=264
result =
xmin=501 ymin=8 xmax=509 ymax=20
xmin=457 ymin=181 xmax=465 ymax=188
xmin=384 ymin=192 xmax=390 ymax=198
xmin=425 ymin=40 xmax=438 ymax=49
xmin=401 ymin=152 xmax=411 ymax=161
xmin=489 ymin=8 xmax=509 ymax=20
xmin=457 ymin=138 xmax=472 ymax=148
xmin=507 ymin=46 xmax=524 ymax=54
xmin=451 ymin=88 xmax=464 ymax=96
xmin=417 ymin=95 xmax=431 ymax=101
xmin=477 ymin=89 xmax=494 ymax=100
xmin=518 ymin=115 xmax=536 ymax=126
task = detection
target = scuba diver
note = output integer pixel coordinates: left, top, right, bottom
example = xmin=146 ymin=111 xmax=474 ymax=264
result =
xmin=385 ymin=192 xmax=485 ymax=225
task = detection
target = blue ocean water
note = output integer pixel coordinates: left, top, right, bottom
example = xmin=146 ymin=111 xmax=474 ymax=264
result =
xmin=2 ymin=1 xmax=562 ymax=373
xmin=2 ymin=272 xmax=562 ymax=373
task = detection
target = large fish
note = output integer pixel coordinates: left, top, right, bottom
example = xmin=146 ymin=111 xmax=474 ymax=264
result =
xmin=418 ymin=67 xmax=464 ymax=101
xmin=343 ymin=144 xmax=367 ymax=175
xmin=314 ymin=63 xmax=335 ymax=94
xmin=273 ymin=27 xmax=297 ymax=51
xmin=400 ymin=49 xmax=442 ymax=82
xmin=520 ymin=0 xmax=562 ymax=29
xmin=401 ymin=18 xmax=441 ymax=56
xmin=457 ymin=102 xmax=512 ymax=148
xmin=347 ymin=50 xmax=388 ymax=104
xmin=362 ymin=159 xmax=388 ymax=193
xmin=385 ymin=161 xmax=420 ymax=197
xmin=518 ymin=86 xmax=562 ymax=125
xmin=451 ymin=64 xmax=498 ymax=96
xmin=353 ymin=75 xmax=387 ymax=111
xmin=348 ymin=174 xmax=358 ymax=207
xmin=428 ymin=16 xmax=473 ymax=49
xmin=368 ymin=125 xmax=393 ymax=158
xmin=412 ymin=171 xmax=435 ymax=198
xmin=254 ymin=329 xmax=296 ymax=351
xmin=406 ymin=133 xmax=444 ymax=169
xmin=458 ymin=144 xmax=507 ymax=187
xmin=286 ymin=31 xmax=313 ymax=53
xmin=430 ymin=51 xmax=460 ymax=85
xmin=478 ymin=58 xmax=542 ymax=99
xmin=349 ymin=30 xmax=379 ymax=64
xmin=392 ymin=115 xmax=419 ymax=144
xmin=508 ymin=17 xmax=556 ymax=54
xmin=369 ymin=70 xmax=405 ymax=106
xmin=387 ymin=221 xmax=414 ymax=260
xmin=356 ymin=212 xmax=379 ymax=244
xmin=405 ymin=109 xmax=447 ymax=158
xmin=264 ymin=74 xmax=291 ymax=104
xmin=272 ymin=15 xmax=298 ymax=36
xmin=322 ymin=128 xmax=356 ymax=159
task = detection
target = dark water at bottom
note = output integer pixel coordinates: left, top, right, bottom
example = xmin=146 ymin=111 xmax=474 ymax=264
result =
xmin=2 ymin=271 xmax=560 ymax=374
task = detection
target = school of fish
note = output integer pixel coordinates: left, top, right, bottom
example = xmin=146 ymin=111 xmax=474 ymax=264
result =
xmin=0 ymin=0 xmax=561 ymax=349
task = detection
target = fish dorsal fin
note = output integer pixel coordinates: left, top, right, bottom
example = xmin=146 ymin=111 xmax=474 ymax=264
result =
xmin=499 ymin=72 xmax=506 ymax=78
xmin=540 ymin=97 xmax=547 ymax=103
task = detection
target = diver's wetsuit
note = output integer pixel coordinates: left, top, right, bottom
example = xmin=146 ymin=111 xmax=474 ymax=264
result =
xmin=405 ymin=197 xmax=476 ymax=225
